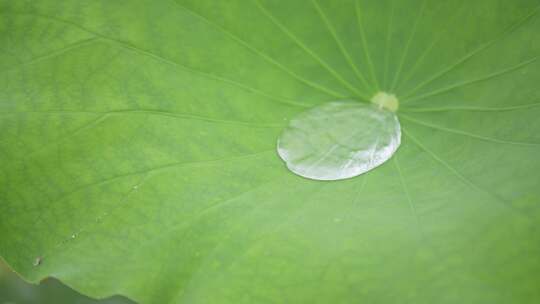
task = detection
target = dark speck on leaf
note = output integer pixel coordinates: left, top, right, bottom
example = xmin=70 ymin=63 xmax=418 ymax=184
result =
xmin=33 ymin=256 xmax=42 ymax=266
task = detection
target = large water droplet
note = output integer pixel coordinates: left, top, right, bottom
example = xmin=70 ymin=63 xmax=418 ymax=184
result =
xmin=277 ymin=100 xmax=401 ymax=181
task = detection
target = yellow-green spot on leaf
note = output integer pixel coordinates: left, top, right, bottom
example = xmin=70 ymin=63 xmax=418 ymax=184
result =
xmin=371 ymin=92 xmax=399 ymax=112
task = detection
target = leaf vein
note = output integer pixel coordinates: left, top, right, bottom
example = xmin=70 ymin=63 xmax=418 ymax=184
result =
xmin=354 ymin=0 xmax=379 ymax=90
xmin=3 ymin=10 xmax=310 ymax=108
xmin=255 ymin=0 xmax=366 ymax=99
xmin=390 ymin=0 xmax=427 ymax=91
xmin=403 ymin=5 xmax=540 ymax=98
xmin=311 ymin=0 xmax=372 ymax=97
xmin=403 ymin=57 xmax=538 ymax=103
xmin=0 ymin=109 xmax=284 ymax=128
xmin=403 ymin=129 xmax=532 ymax=220
xmin=401 ymin=114 xmax=540 ymax=147
xmin=171 ymin=0 xmax=347 ymax=99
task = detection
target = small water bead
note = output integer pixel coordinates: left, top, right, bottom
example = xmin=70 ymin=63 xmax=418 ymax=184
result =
xmin=277 ymin=97 xmax=401 ymax=181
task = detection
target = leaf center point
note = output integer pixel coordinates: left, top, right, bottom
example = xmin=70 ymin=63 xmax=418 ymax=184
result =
xmin=371 ymin=92 xmax=399 ymax=112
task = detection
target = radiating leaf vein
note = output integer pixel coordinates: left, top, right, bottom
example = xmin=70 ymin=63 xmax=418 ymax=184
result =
xmin=255 ymin=0 xmax=366 ymax=98
xmin=401 ymin=114 xmax=540 ymax=146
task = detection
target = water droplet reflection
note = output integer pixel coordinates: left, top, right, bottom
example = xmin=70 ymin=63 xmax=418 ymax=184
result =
xmin=277 ymin=100 xmax=401 ymax=181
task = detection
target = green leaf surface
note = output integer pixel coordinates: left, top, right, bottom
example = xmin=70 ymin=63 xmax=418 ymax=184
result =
xmin=0 ymin=259 xmax=134 ymax=304
xmin=1 ymin=0 xmax=539 ymax=303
